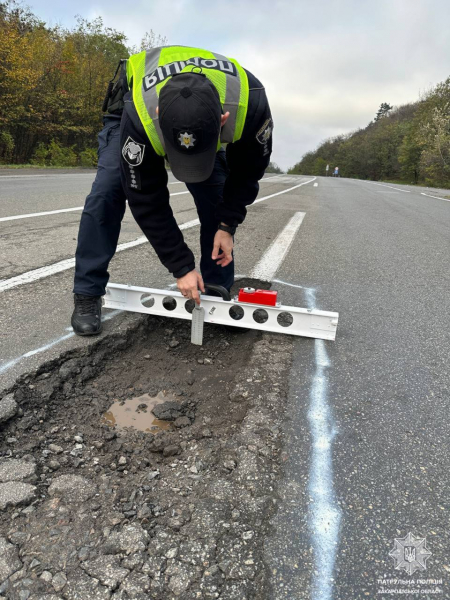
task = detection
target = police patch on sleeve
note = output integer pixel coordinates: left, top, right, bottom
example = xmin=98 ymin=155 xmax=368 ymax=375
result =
xmin=256 ymin=118 xmax=273 ymax=145
xmin=122 ymin=136 xmax=145 ymax=166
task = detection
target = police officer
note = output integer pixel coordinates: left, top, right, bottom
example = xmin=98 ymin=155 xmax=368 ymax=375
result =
xmin=71 ymin=45 xmax=273 ymax=335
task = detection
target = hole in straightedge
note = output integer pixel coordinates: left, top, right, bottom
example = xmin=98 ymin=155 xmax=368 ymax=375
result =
xmin=277 ymin=312 xmax=293 ymax=327
xmin=184 ymin=299 xmax=195 ymax=314
xmin=140 ymin=294 xmax=155 ymax=308
xmin=229 ymin=305 xmax=244 ymax=321
xmin=253 ymin=308 xmax=269 ymax=324
xmin=162 ymin=296 xmax=177 ymax=311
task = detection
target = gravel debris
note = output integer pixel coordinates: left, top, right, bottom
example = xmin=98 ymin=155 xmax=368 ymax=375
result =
xmin=0 ymin=459 xmax=36 ymax=483
xmin=48 ymin=475 xmax=97 ymax=503
xmin=82 ymin=556 xmax=129 ymax=589
xmin=0 ymin=394 xmax=18 ymax=425
xmin=0 ymin=309 xmax=292 ymax=599
xmin=0 ymin=536 xmax=22 ymax=583
xmin=0 ymin=482 xmax=36 ymax=510
xmin=104 ymin=524 xmax=149 ymax=555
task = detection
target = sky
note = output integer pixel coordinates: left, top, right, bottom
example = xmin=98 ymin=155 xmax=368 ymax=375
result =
xmin=27 ymin=0 xmax=450 ymax=170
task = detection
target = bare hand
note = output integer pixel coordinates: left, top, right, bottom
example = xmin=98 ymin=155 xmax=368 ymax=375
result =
xmin=212 ymin=229 xmax=234 ymax=267
xmin=177 ymin=270 xmax=205 ymax=305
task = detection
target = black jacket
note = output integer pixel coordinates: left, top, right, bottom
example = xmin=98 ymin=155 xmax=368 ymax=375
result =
xmin=118 ymin=69 xmax=273 ymax=277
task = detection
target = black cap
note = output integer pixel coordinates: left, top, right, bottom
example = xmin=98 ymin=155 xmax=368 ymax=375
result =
xmin=159 ymin=72 xmax=221 ymax=183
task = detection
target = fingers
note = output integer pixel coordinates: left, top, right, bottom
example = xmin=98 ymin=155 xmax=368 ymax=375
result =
xmin=178 ymin=271 xmax=204 ymax=305
xmin=197 ymin=272 xmax=205 ymax=293
xmin=216 ymin=249 xmax=233 ymax=267
xmin=217 ymin=256 xmax=233 ymax=267
xmin=212 ymin=241 xmax=220 ymax=261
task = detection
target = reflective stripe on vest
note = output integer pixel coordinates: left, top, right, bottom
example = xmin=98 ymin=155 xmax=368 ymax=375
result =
xmin=126 ymin=46 xmax=249 ymax=157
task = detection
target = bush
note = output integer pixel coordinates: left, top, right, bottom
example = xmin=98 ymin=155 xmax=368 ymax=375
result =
xmin=79 ymin=148 xmax=98 ymax=167
xmin=31 ymin=140 xmax=78 ymax=167
xmin=31 ymin=143 xmax=49 ymax=166
xmin=0 ymin=131 xmax=15 ymax=162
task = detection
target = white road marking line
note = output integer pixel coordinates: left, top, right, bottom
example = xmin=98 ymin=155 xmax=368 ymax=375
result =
xmin=272 ymin=278 xmax=315 ymax=292
xmin=251 ymin=212 xmax=306 ymax=281
xmin=0 ymin=176 xmax=285 ymax=223
xmin=0 ymin=179 xmax=315 ymax=293
xmin=313 ymin=182 xmax=318 ymax=187
xmin=0 ymin=191 xmax=191 ymax=223
xmin=305 ymin=287 xmax=341 ymax=600
xmin=364 ymin=181 xmax=410 ymax=193
xmin=0 ymin=173 xmax=95 ymax=179
xmin=0 ymin=206 xmax=84 ymax=223
xmin=261 ymin=175 xmax=281 ymax=181
xmin=421 ymin=192 xmax=450 ymax=203
xmin=0 ymin=309 xmax=123 ymax=376
xmin=0 ymin=177 xmax=287 ymax=224
xmin=253 ymin=177 xmax=316 ymax=205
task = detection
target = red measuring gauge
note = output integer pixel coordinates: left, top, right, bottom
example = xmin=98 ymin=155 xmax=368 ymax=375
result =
xmin=237 ymin=287 xmax=278 ymax=307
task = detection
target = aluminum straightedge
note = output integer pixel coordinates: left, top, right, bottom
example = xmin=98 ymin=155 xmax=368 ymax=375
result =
xmin=104 ymin=283 xmax=339 ymax=341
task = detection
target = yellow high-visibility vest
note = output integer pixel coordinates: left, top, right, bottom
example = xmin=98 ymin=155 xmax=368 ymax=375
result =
xmin=126 ymin=46 xmax=249 ymax=156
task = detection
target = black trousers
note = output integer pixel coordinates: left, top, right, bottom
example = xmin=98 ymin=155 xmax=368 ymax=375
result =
xmin=73 ymin=116 xmax=234 ymax=296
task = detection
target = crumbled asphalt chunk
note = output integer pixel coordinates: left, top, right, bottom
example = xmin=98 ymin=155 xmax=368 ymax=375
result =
xmin=103 ymin=524 xmax=149 ymax=555
xmin=82 ymin=556 xmax=129 ymax=590
xmin=118 ymin=571 xmax=150 ymax=595
xmin=166 ymin=561 xmax=197 ymax=595
xmin=0 ymin=394 xmax=18 ymax=424
xmin=0 ymin=482 xmax=36 ymax=510
xmin=8 ymin=532 xmax=28 ymax=546
xmin=0 ymin=459 xmax=36 ymax=483
xmin=0 ymin=537 xmax=22 ymax=583
xmin=51 ymin=571 xmax=67 ymax=592
xmin=61 ymin=570 xmax=111 ymax=600
xmin=48 ymin=475 xmax=97 ymax=503
xmin=162 ymin=444 xmax=180 ymax=457
xmin=48 ymin=444 xmax=63 ymax=454
xmin=58 ymin=359 xmax=80 ymax=381
xmin=151 ymin=401 xmax=183 ymax=421
xmin=0 ymin=311 xmax=292 ymax=599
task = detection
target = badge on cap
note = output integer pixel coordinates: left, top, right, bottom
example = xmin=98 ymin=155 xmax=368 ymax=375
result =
xmin=178 ymin=132 xmax=196 ymax=149
xmin=122 ymin=136 xmax=145 ymax=166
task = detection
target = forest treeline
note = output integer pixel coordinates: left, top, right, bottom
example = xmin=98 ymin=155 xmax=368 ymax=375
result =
xmin=0 ymin=1 xmax=165 ymax=166
xmin=289 ymin=79 xmax=450 ymax=188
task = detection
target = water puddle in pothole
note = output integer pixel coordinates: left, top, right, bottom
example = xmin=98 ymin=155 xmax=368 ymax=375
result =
xmin=102 ymin=391 xmax=177 ymax=433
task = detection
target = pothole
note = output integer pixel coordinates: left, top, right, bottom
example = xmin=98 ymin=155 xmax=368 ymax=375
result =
xmin=0 ymin=278 xmax=291 ymax=600
xmin=102 ymin=391 xmax=177 ymax=432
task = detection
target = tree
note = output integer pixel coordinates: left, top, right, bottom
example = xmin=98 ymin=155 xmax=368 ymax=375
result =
xmin=374 ymin=102 xmax=393 ymax=121
xmin=0 ymin=2 xmax=165 ymax=164
xmin=288 ymin=79 xmax=450 ymax=188
xmin=266 ymin=161 xmax=283 ymax=173
xmin=418 ymin=104 xmax=450 ymax=186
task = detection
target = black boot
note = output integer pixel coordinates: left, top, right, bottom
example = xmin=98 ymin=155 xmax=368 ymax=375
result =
xmin=71 ymin=294 xmax=102 ymax=336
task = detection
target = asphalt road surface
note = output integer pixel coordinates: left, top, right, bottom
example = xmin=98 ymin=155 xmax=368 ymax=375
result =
xmin=1 ymin=172 xmax=449 ymax=599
